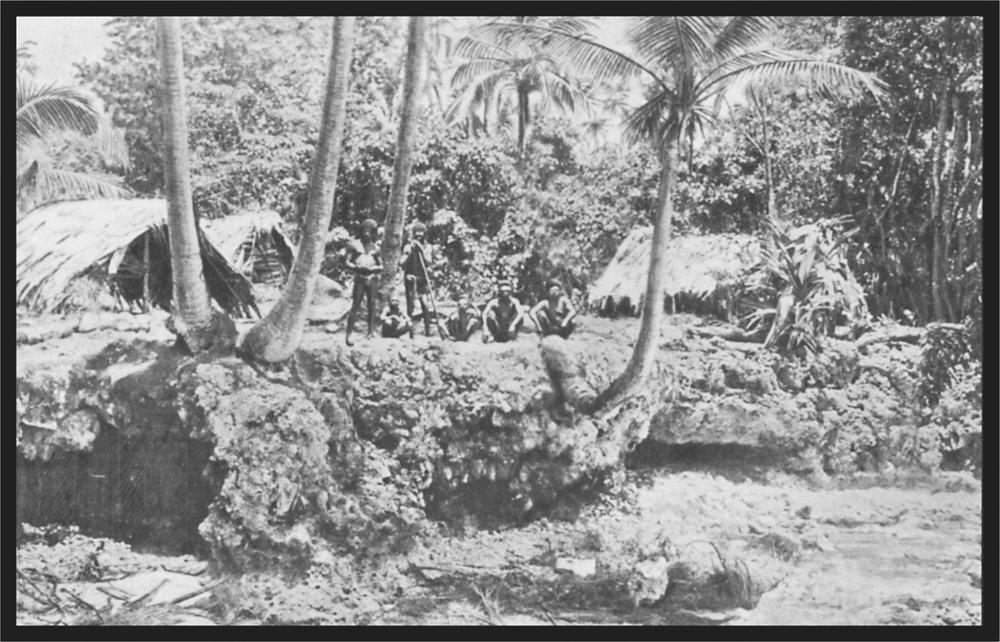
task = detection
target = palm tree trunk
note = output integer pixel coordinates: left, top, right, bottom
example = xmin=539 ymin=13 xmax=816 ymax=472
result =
xmin=517 ymin=84 xmax=530 ymax=156
xmin=929 ymin=79 xmax=951 ymax=321
xmin=156 ymin=17 xmax=222 ymax=352
xmin=377 ymin=16 xmax=427 ymax=313
xmin=240 ymin=17 xmax=356 ymax=362
xmin=595 ymin=139 xmax=677 ymax=409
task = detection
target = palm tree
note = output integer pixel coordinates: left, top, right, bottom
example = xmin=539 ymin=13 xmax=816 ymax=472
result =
xmin=16 ymin=73 xmax=130 ymax=214
xmin=447 ymin=17 xmax=594 ymax=155
xmin=156 ymin=16 xmax=227 ymax=352
xmin=240 ymin=17 xmax=356 ymax=362
xmin=480 ymin=17 xmax=885 ymax=407
xmin=377 ymin=17 xmax=428 ymax=313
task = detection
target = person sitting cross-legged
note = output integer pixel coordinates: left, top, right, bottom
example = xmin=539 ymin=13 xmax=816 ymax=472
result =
xmin=445 ymin=296 xmax=482 ymax=342
xmin=380 ymin=298 xmax=412 ymax=338
xmin=530 ymin=279 xmax=578 ymax=339
xmin=481 ymin=281 xmax=526 ymax=343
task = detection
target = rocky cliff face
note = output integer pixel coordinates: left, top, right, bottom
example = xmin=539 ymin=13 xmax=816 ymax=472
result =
xmin=17 ymin=321 xmax=939 ymax=567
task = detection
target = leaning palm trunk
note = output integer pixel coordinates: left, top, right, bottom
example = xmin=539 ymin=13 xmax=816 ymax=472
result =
xmin=595 ymin=140 xmax=677 ymax=408
xmin=240 ymin=17 xmax=356 ymax=362
xmin=377 ymin=16 xmax=427 ymax=312
xmin=157 ymin=17 xmax=230 ymax=352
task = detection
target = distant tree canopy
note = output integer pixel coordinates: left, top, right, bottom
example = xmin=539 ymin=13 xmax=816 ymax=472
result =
xmin=74 ymin=15 xmax=981 ymax=327
xmin=835 ymin=16 xmax=982 ymax=324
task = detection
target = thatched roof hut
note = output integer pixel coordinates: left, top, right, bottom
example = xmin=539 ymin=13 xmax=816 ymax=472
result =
xmin=201 ymin=210 xmax=295 ymax=284
xmin=16 ymin=199 xmax=259 ymax=317
xmin=588 ymin=227 xmax=761 ymax=318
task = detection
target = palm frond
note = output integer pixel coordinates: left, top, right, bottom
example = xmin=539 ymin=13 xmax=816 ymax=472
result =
xmin=540 ymin=72 xmax=587 ymax=114
xmin=710 ymin=17 xmax=779 ymax=62
xmin=627 ymin=16 xmax=718 ymax=71
xmin=21 ymin=162 xmax=134 ymax=205
xmin=546 ymin=17 xmax=597 ymax=35
xmin=697 ymin=50 xmax=887 ymax=105
xmin=16 ymin=78 xmax=104 ymax=152
xmin=622 ymin=89 xmax=674 ymax=147
xmin=445 ymin=69 xmax=513 ymax=126
xmin=94 ymin=124 xmax=131 ymax=170
xmin=470 ymin=21 xmax=668 ymax=93
xmin=453 ymin=36 xmax=515 ymax=61
xmin=450 ymin=56 xmax=506 ymax=89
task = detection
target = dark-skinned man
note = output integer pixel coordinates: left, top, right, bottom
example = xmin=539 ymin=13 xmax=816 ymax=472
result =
xmin=380 ymin=297 xmax=412 ymax=338
xmin=401 ymin=221 xmax=434 ymax=337
xmin=445 ymin=296 xmax=482 ymax=342
xmin=481 ymin=281 xmax=526 ymax=343
xmin=529 ymin=279 xmax=578 ymax=339
xmin=344 ymin=218 xmax=382 ymax=346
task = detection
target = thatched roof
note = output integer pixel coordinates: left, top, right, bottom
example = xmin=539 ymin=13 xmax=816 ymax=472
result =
xmin=16 ymin=199 xmax=259 ymax=317
xmin=201 ymin=209 xmax=294 ymax=275
xmin=588 ymin=227 xmax=761 ymax=307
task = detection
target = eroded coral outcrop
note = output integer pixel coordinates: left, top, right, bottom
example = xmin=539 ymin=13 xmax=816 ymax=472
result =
xmin=16 ymin=319 xmax=955 ymax=566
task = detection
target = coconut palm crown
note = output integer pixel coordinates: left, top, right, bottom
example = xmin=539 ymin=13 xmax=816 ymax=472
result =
xmin=447 ymin=17 xmax=597 ymax=154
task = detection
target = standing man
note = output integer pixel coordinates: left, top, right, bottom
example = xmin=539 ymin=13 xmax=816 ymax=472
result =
xmin=344 ymin=218 xmax=382 ymax=346
xmin=482 ymin=281 xmax=526 ymax=343
xmin=445 ymin=296 xmax=482 ymax=341
xmin=401 ymin=221 xmax=434 ymax=337
xmin=529 ymin=279 xmax=578 ymax=339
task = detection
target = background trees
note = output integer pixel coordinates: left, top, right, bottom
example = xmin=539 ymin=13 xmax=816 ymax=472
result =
xmin=69 ymin=15 xmax=980 ymax=340
xmin=448 ymin=17 xmax=594 ymax=156
xmin=500 ymin=16 xmax=884 ymax=404
xmin=836 ymin=16 xmax=982 ymax=324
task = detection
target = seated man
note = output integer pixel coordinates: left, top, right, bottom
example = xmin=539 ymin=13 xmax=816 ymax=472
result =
xmin=530 ymin=279 xmax=578 ymax=339
xmin=481 ymin=282 xmax=526 ymax=343
xmin=445 ymin=296 xmax=482 ymax=342
xmin=380 ymin=298 xmax=412 ymax=338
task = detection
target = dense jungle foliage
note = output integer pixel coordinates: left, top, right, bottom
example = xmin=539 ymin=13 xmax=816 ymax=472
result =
xmin=61 ymin=16 xmax=979 ymax=328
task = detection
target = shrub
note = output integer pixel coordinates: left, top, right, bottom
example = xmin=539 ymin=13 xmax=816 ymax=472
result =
xmin=918 ymin=323 xmax=973 ymax=406
xmin=928 ymin=361 xmax=982 ymax=476
xmin=743 ymin=218 xmax=868 ymax=356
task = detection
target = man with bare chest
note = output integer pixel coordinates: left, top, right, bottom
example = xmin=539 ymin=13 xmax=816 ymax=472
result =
xmin=481 ymin=282 xmax=526 ymax=343
xmin=530 ymin=279 xmax=578 ymax=339
xmin=344 ymin=218 xmax=382 ymax=346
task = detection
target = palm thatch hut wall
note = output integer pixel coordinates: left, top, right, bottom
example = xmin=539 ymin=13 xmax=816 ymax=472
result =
xmin=16 ymin=199 xmax=259 ymax=318
xmin=201 ymin=210 xmax=294 ymax=285
xmin=588 ymin=226 xmax=761 ymax=320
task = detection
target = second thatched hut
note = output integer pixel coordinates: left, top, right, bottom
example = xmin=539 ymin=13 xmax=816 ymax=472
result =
xmin=201 ymin=209 xmax=295 ymax=285
xmin=588 ymin=226 xmax=761 ymax=321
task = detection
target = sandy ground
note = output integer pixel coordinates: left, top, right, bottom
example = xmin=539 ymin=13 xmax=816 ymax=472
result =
xmin=16 ymin=462 xmax=981 ymax=627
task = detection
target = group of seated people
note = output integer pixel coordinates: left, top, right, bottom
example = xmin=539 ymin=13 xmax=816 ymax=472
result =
xmin=380 ymin=279 xmax=578 ymax=343
xmin=343 ymin=218 xmax=578 ymax=344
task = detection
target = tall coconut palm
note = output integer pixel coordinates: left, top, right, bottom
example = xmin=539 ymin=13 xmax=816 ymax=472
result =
xmin=377 ymin=16 xmax=428 ymax=313
xmin=480 ymin=16 xmax=886 ymax=407
xmin=240 ymin=17 xmax=356 ymax=362
xmin=156 ymin=16 xmax=227 ymax=352
xmin=447 ymin=17 xmax=595 ymax=155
